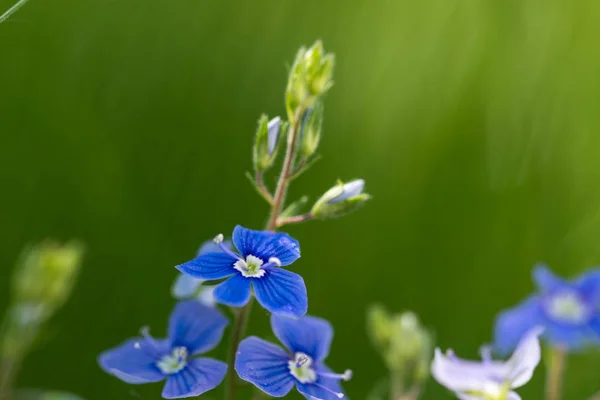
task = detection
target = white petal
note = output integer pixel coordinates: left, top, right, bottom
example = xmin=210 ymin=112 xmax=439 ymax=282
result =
xmin=506 ymin=326 xmax=544 ymax=388
xmin=432 ymin=348 xmax=490 ymax=392
xmin=507 ymin=391 xmax=522 ymax=400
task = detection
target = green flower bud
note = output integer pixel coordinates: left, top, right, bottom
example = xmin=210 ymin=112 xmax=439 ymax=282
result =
xmin=253 ymin=115 xmax=284 ymax=172
xmin=285 ymin=41 xmax=335 ymax=119
xmin=12 ymin=240 xmax=84 ymax=321
xmin=367 ymin=304 xmax=394 ymax=349
xmin=311 ymin=179 xmax=371 ymax=219
xmin=386 ymin=312 xmax=433 ymax=382
xmin=300 ymin=102 xmax=323 ymax=158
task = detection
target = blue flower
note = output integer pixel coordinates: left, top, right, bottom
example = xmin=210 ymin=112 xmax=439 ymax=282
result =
xmin=235 ymin=314 xmax=352 ymax=399
xmin=432 ymin=327 xmax=543 ymax=400
xmin=495 ymin=264 xmax=600 ymax=353
xmin=176 ymin=225 xmax=307 ymax=318
xmin=172 ymin=240 xmax=233 ymax=305
xmin=98 ymin=301 xmax=228 ymax=399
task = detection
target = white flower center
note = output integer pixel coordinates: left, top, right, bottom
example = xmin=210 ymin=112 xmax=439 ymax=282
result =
xmin=288 ymin=352 xmax=317 ymax=383
xmin=156 ymin=346 xmax=188 ymax=374
xmin=234 ymin=255 xmax=266 ymax=278
xmin=546 ymin=291 xmax=589 ymax=324
xmin=465 ymin=381 xmax=508 ymax=400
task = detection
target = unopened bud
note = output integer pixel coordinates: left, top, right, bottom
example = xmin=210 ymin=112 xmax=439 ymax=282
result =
xmin=253 ymin=115 xmax=284 ymax=172
xmin=286 ymin=41 xmax=335 ymax=119
xmin=312 ymin=179 xmax=371 ymax=219
xmin=300 ymin=102 xmax=323 ymax=158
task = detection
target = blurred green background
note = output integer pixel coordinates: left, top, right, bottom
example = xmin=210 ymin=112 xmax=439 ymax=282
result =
xmin=2 ymin=0 xmax=600 ymax=399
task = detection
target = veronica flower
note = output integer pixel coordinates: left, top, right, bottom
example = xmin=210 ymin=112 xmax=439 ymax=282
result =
xmin=432 ymin=327 xmax=543 ymax=400
xmin=235 ymin=314 xmax=352 ymax=399
xmin=495 ymin=264 xmax=600 ymax=353
xmin=98 ymin=301 xmax=228 ymax=399
xmin=176 ymin=225 xmax=307 ymax=318
xmin=172 ymin=240 xmax=233 ymax=306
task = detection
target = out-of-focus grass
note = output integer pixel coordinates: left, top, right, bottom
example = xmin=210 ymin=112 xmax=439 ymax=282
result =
xmin=1 ymin=0 xmax=600 ymax=398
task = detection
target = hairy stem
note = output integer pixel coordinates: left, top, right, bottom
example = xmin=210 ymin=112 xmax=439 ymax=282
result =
xmin=265 ymin=108 xmax=304 ymax=231
xmin=0 ymin=0 xmax=31 ymax=24
xmin=276 ymin=213 xmax=313 ymax=228
xmin=225 ymin=107 xmax=305 ymax=400
xmin=546 ymin=346 xmax=567 ymax=400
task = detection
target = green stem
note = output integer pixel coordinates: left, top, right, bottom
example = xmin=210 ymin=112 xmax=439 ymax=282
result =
xmin=224 ymin=107 xmax=305 ymax=400
xmin=0 ymin=357 xmax=20 ymax=400
xmin=390 ymin=372 xmax=403 ymax=400
xmin=546 ymin=346 xmax=567 ymax=400
xmin=0 ymin=0 xmax=31 ymax=24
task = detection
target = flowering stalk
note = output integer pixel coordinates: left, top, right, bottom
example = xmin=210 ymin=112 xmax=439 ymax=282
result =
xmin=225 ymin=106 xmax=305 ymax=400
xmin=546 ymin=346 xmax=566 ymax=400
xmin=0 ymin=0 xmax=31 ymax=24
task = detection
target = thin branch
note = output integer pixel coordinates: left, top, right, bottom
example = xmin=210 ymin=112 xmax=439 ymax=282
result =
xmin=0 ymin=0 xmax=32 ymax=24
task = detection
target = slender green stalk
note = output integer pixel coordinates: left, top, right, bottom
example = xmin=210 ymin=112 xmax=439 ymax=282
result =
xmin=0 ymin=0 xmax=31 ymax=24
xmin=0 ymin=357 xmax=21 ymax=400
xmin=546 ymin=346 xmax=567 ymax=400
xmin=390 ymin=372 xmax=403 ymax=400
xmin=225 ymin=107 xmax=305 ymax=400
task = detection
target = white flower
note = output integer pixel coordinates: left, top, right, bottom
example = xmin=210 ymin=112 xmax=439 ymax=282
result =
xmin=432 ymin=327 xmax=543 ymax=400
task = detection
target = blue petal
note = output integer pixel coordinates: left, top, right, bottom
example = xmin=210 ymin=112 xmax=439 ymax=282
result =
xmin=297 ymin=363 xmax=344 ymax=400
xmin=271 ymin=314 xmax=333 ymax=361
xmin=544 ymin=320 xmax=597 ymax=350
xmin=235 ymin=336 xmax=295 ymax=397
xmin=494 ymin=296 xmax=544 ymax=355
xmin=590 ymin=317 xmax=600 ymax=338
xmin=253 ymin=269 xmax=308 ymax=318
xmin=533 ymin=264 xmax=568 ymax=293
xmin=172 ymin=274 xmax=203 ymax=299
xmin=98 ymin=338 xmax=167 ymax=384
xmin=574 ymin=268 xmax=600 ymax=304
xmin=232 ymin=225 xmax=300 ymax=266
xmin=213 ymin=274 xmax=252 ymax=307
xmin=161 ymin=358 xmax=227 ymax=399
xmin=168 ymin=301 xmax=228 ymax=355
xmin=197 ymin=239 xmax=233 ymax=256
xmin=176 ymin=252 xmax=237 ymax=280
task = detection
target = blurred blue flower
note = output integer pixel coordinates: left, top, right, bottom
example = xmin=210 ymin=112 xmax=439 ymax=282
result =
xmin=176 ymin=225 xmax=307 ymax=318
xmin=235 ymin=315 xmax=351 ymax=400
xmin=495 ymin=264 xmax=600 ymax=353
xmin=98 ymin=301 xmax=228 ymax=399
xmin=171 ymin=240 xmax=233 ymax=306
xmin=432 ymin=327 xmax=543 ymax=400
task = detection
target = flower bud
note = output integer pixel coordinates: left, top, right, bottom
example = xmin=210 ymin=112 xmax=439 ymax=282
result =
xmin=253 ymin=115 xmax=283 ymax=172
xmin=12 ymin=240 xmax=84 ymax=320
xmin=367 ymin=304 xmax=394 ymax=349
xmin=286 ymin=41 xmax=335 ymax=119
xmin=300 ymin=102 xmax=323 ymax=158
xmin=311 ymin=179 xmax=371 ymax=219
xmin=368 ymin=306 xmax=433 ymax=386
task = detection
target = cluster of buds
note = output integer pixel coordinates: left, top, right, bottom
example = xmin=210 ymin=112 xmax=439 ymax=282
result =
xmin=2 ymin=240 xmax=84 ymax=359
xmin=367 ymin=305 xmax=433 ymax=395
xmin=286 ymin=40 xmax=335 ymax=120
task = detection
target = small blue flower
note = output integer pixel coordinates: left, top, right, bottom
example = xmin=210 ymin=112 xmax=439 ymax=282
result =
xmin=432 ymin=327 xmax=543 ymax=400
xmin=98 ymin=301 xmax=228 ymax=399
xmin=172 ymin=240 xmax=233 ymax=305
xmin=495 ymin=264 xmax=600 ymax=353
xmin=176 ymin=225 xmax=307 ymax=318
xmin=235 ymin=314 xmax=352 ymax=399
